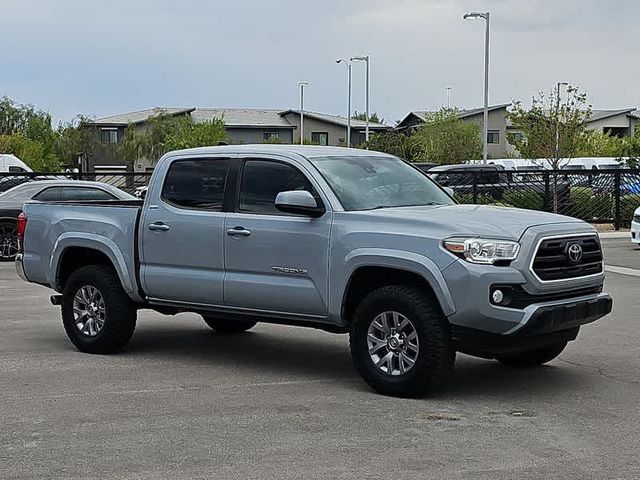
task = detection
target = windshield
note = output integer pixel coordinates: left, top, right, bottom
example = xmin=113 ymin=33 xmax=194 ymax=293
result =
xmin=309 ymin=155 xmax=454 ymax=211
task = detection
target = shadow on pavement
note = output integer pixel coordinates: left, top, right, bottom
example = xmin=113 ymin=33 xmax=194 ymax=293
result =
xmin=121 ymin=322 xmax=589 ymax=399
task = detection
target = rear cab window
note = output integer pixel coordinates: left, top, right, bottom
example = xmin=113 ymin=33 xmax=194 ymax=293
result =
xmin=161 ymin=159 xmax=230 ymax=210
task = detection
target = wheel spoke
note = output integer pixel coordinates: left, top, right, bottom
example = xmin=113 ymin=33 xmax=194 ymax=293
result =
xmin=367 ymin=311 xmax=419 ymax=376
xmin=367 ymin=333 xmax=387 ymax=355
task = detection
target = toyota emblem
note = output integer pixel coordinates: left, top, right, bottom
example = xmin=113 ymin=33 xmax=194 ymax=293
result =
xmin=567 ymin=243 xmax=583 ymax=264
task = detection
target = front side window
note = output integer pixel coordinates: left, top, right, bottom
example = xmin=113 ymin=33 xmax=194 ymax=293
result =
xmin=162 ymin=159 xmax=229 ymax=210
xmin=311 ymin=132 xmax=329 ymax=146
xmin=239 ymin=160 xmax=316 ymax=214
xmin=101 ymin=129 xmax=118 ymax=144
xmin=309 ymin=155 xmax=454 ymax=211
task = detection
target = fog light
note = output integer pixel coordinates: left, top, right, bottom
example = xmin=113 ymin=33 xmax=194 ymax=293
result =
xmin=492 ymin=289 xmax=504 ymax=304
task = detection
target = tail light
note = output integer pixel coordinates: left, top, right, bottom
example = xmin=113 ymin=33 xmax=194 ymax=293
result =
xmin=16 ymin=212 xmax=27 ymax=254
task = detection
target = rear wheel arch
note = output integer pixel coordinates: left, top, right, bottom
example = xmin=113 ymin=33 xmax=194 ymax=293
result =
xmin=56 ymin=246 xmax=120 ymax=292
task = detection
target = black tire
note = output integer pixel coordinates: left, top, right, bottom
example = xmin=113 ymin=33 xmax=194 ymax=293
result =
xmin=61 ymin=265 xmax=137 ymax=354
xmin=349 ymin=285 xmax=454 ymax=398
xmin=202 ymin=316 xmax=257 ymax=334
xmin=0 ymin=221 xmax=18 ymax=262
xmin=497 ymin=343 xmax=567 ymax=367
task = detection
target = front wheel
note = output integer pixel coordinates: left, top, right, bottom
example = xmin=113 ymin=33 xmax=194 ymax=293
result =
xmin=0 ymin=221 xmax=18 ymax=262
xmin=349 ymin=285 xmax=454 ymax=398
xmin=62 ymin=265 xmax=137 ymax=354
xmin=497 ymin=343 xmax=567 ymax=367
xmin=202 ymin=316 xmax=257 ymax=334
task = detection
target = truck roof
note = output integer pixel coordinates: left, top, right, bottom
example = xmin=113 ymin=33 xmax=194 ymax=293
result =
xmin=164 ymin=144 xmax=393 ymax=160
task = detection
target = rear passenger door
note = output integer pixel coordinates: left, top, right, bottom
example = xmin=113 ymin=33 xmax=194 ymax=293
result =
xmin=140 ymin=157 xmax=230 ymax=305
xmin=223 ymin=157 xmax=331 ymax=317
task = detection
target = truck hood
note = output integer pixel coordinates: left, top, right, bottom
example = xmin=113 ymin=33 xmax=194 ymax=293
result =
xmin=356 ymin=204 xmax=586 ymax=240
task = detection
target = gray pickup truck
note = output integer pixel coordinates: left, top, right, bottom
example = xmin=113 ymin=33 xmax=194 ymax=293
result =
xmin=16 ymin=145 xmax=612 ymax=397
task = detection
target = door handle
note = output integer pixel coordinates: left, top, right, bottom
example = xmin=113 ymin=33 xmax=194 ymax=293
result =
xmin=148 ymin=222 xmax=170 ymax=232
xmin=226 ymin=226 xmax=252 ymax=237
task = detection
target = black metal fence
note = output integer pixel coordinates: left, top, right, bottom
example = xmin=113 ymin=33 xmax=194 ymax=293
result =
xmin=2 ymin=169 xmax=640 ymax=229
xmin=430 ymin=168 xmax=640 ymax=229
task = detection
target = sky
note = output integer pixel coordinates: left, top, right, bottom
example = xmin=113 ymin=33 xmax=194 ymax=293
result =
xmin=2 ymin=0 xmax=639 ymax=126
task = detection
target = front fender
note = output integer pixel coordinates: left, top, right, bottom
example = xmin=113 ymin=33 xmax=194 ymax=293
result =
xmin=49 ymin=233 xmax=141 ymax=301
xmin=331 ymin=248 xmax=456 ymax=321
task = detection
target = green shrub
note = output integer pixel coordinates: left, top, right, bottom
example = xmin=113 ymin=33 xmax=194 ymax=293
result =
xmin=501 ymin=190 xmax=543 ymax=211
xmin=569 ymin=187 xmax=612 ymax=221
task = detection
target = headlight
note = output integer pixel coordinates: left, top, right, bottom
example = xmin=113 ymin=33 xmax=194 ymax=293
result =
xmin=443 ymin=237 xmax=520 ymax=264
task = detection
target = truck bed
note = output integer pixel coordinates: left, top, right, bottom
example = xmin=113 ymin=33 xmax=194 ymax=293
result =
xmin=21 ymin=200 xmax=144 ymax=299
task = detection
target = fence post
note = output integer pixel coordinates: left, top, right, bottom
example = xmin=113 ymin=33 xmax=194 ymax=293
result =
xmin=472 ymin=172 xmax=478 ymax=204
xmin=543 ymin=172 xmax=550 ymax=212
xmin=614 ymin=171 xmax=621 ymax=231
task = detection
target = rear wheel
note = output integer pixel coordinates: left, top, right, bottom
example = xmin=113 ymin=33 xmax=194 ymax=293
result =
xmin=202 ymin=316 xmax=257 ymax=334
xmin=62 ymin=265 xmax=137 ymax=354
xmin=349 ymin=285 xmax=454 ymax=398
xmin=0 ymin=221 xmax=18 ymax=262
xmin=497 ymin=343 xmax=567 ymax=367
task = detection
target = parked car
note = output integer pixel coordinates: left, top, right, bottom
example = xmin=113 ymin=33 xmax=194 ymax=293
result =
xmin=134 ymin=185 xmax=148 ymax=199
xmin=631 ymin=206 xmax=640 ymax=246
xmin=0 ymin=180 xmax=134 ymax=261
xmin=16 ymin=145 xmax=612 ymax=397
xmin=429 ymin=164 xmax=509 ymax=200
xmin=0 ymin=154 xmax=32 ymax=173
xmin=592 ymin=173 xmax=640 ymax=195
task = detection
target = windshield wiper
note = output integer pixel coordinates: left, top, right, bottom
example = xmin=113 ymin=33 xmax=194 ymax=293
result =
xmin=366 ymin=202 xmax=440 ymax=210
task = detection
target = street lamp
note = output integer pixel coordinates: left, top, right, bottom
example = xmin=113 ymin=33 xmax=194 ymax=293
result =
xmin=555 ymin=81 xmax=569 ymax=163
xmin=336 ymin=59 xmax=352 ymax=147
xmin=350 ymin=55 xmax=370 ymax=142
xmin=297 ymin=81 xmax=309 ymax=145
xmin=463 ymin=11 xmax=490 ymax=163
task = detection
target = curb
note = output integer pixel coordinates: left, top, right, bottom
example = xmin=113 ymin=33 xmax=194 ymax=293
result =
xmin=598 ymin=231 xmax=630 ymax=239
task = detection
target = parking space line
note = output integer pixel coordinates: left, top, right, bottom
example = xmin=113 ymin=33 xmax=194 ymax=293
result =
xmin=605 ymin=265 xmax=640 ymax=277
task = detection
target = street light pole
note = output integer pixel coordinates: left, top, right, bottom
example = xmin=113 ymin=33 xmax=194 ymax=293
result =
xmin=336 ymin=59 xmax=352 ymax=146
xmin=351 ymin=55 xmax=370 ymax=142
xmin=463 ymin=11 xmax=490 ymax=164
xmin=555 ymin=81 xmax=569 ymax=165
xmin=297 ymin=81 xmax=309 ymax=145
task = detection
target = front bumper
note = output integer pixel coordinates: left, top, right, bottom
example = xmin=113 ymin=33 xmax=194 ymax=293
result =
xmin=452 ymin=292 xmax=613 ymax=358
xmin=15 ymin=253 xmax=28 ymax=282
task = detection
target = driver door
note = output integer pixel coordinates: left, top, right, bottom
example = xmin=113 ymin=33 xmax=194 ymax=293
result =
xmin=223 ymin=157 xmax=331 ymax=317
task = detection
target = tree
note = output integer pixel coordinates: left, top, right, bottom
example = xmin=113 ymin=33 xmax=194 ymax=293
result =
xmin=365 ymin=131 xmax=425 ymax=162
xmin=0 ymin=96 xmax=61 ymax=170
xmin=507 ymin=85 xmax=592 ymax=169
xmin=121 ymin=115 xmax=228 ymax=168
xmin=575 ymin=130 xmax=625 ymax=158
xmin=352 ymin=111 xmax=384 ymax=124
xmin=411 ymin=109 xmax=482 ymax=164
xmin=366 ymin=109 xmax=482 ymax=164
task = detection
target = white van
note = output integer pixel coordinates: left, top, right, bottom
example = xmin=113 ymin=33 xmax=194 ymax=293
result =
xmin=0 ymin=154 xmax=32 ymax=173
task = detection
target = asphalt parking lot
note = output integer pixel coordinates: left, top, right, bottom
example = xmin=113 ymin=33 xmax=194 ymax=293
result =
xmin=1 ymin=238 xmax=639 ymax=480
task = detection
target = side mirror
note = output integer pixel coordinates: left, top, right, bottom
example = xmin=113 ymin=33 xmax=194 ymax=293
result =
xmin=275 ymin=190 xmax=325 ymax=217
xmin=443 ymin=186 xmax=455 ymax=197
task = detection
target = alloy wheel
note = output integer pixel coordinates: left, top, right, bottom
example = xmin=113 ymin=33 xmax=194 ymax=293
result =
xmin=367 ymin=311 xmax=419 ymax=376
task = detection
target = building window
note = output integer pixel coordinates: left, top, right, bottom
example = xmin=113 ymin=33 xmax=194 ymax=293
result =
xmin=311 ymin=132 xmax=329 ymax=146
xmin=101 ymin=129 xmax=118 ymax=144
xmin=487 ymin=130 xmax=500 ymax=144
xmin=262 ymin=131 xmax=280 ymax=142
xmin=509 ymin=131 xmax=524 ymax=144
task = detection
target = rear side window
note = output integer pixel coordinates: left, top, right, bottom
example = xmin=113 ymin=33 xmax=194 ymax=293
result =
xmin=33 ymin=187 xmax=61 ymax=201
xmin=239 ymin=160 xmax=315 ymax=214
xmin=162 ymin=159 xmax=229 ymax=210
xmin=60 ymin=187 xmax=116 ymax=201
